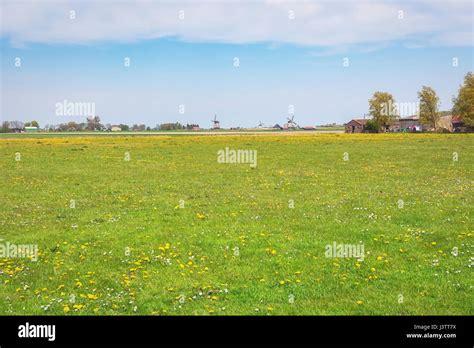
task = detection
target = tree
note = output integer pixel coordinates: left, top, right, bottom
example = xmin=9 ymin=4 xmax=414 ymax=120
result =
xmin=9 ymin=120 xmax=24 ymax=130
xmin=31 ymin=120 xmax=39 ymax=128
xmin=368 ymin=91 xmax=398 ymax=131
xmin=66 ymin=121 xmax=79 ymax=131
xmin=365 ymin=119 xmax=379 ymax=133
xmin=452 ymin=72 xmax=474 ymax=127
xmin=1 ymin=121 xmax=10 ymax=133
xmin=418 ymin=86 xmax=440 ymax=130
xmin=86 ymin=116 xmax=102 ymax=131
xmin=159 ymin=122 xmax=183 ymax=130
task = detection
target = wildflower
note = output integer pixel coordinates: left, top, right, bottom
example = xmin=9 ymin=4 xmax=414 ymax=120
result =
xmin=266 ymin=248 xmax=277 ymax=255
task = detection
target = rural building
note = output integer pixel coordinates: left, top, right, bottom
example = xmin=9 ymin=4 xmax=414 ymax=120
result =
xmin=388 ymin=121 xmax=400 ymax=132
xmin=399 ymin=116 xmax=422 ymax=131
xmin=345 ymin=119 xmax=368 ymax=133
xmin=111 ymin=126 xmax=122 ymax=132
xmin=24 ymin=126 xmax=38 ymax=133
xmin=436 ymin=115 xmax=454 ymax=132
xmin=451 ymin=116 xmax=467 ymax=132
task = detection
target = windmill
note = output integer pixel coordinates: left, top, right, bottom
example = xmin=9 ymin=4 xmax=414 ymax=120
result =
xmin=257 ymin=121 xmax=264 ymax=128
xmin=284 ymin=115 xmax=298 ymax=129
xmin=211 ymin=115 xmax=220 ymax=129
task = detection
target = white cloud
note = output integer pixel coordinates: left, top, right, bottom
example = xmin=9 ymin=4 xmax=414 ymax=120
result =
xmin=0 ymin=0 xmax=472 ymax=48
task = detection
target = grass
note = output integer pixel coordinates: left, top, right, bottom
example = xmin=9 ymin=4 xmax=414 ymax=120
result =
xmin=0 ymin=133 xmax=472 ymax=315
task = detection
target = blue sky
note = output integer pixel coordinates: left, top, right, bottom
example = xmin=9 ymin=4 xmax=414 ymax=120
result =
xmin=1 ymin=1 xmax=473 ymax=127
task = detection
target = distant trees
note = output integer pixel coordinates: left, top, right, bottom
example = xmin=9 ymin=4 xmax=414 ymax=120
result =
xmin=185 ymin=123 xmax=200 ymax=129
xmin=418 ymin=86 xmax=440 ymax=130
xmin=9 ymin=120 xmax=24 ymax=130
xmin=159 ymin=122 xmax=184 ymax=130
xmin=368 ymin=91 xmax=398 ymax=131
xmin=86 ymin=116 xmax=102 ymax=131
xmin=24 ymin=120 xmax=40 ymax=128
xmin=1 ymin=121 xmax=10 ymax=133
xmin=66 ymin=121 xmax=80 ymax=131
xmin=452 ymin=72 xmax=474 ymax=127
xmin=131 ymin=124 xmax=146 ymax=131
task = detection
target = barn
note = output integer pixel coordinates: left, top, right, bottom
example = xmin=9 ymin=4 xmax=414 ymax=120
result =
xmin=345 ymin=119 xmax=368 ymax=133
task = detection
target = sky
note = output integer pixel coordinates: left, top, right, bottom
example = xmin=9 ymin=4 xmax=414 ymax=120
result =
xmin=0 ymin=0 xmax=473 ymax=128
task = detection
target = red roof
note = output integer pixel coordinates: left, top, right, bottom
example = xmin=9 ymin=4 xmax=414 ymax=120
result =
xmin=347 ymin=119 xmax=369 ymax=126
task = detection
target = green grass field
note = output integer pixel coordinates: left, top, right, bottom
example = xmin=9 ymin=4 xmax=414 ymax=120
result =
xmin=0 ymin=133 xmax=472 ymax=315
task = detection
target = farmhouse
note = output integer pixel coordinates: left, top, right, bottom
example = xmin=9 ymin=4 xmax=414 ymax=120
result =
xmin=436 ymin=115 xmax=454 ymax=132
xmin=24 ymin=126 xmax=38 ymax=133
xmin=388 ymin=120 xmax=400 ymax=132
xmin=451 ymin=116 xmax=468 ymax=132
xmin=399 ymin=115 xmax=422 ymax=131
xmin=111 ymin=126 xmax=122 ymax=132
xmin=345 ymin=119 xmax=368 ymax=133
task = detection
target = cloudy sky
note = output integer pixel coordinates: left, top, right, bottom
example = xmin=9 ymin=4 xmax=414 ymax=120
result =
xmin=1 ymin=0 xmax=473 ymax=127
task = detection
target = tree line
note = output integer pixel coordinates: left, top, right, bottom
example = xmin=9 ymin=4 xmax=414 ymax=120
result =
xmin=0 ymin=116 xmax=200 ymax=133
xmin=366 ymin=72 xmax=473 ymax=132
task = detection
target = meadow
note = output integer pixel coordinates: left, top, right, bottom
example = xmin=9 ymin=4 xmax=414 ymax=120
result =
xmin=0 ymin=133 xmax=472 ymax=315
